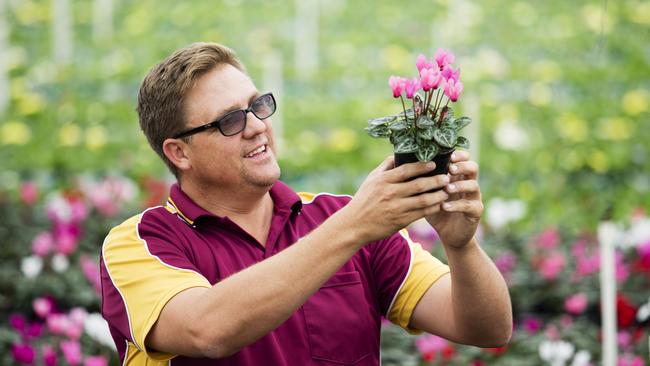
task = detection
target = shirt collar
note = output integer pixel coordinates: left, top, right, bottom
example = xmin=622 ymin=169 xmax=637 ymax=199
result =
xmin=167 ymin=181 xmax=303 ymax=226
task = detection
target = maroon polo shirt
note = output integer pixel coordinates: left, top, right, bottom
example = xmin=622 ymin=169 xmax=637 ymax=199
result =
xmin=100 ymin=181 xmax=450 ymax=365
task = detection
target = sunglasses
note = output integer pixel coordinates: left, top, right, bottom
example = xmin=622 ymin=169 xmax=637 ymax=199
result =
xmin=173 ymin=92 xmax=276 ymax=139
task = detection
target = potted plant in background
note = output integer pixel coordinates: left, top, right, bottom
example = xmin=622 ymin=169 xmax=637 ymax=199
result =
xmin=366 ymin=49 xmax=471 ymax=177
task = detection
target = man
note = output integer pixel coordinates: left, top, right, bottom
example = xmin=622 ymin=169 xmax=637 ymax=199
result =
xmin=100 ymin=42 xmax=512 ymax=365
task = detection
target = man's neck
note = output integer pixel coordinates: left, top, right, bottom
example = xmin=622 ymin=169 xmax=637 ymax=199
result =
xmin=179 ymin=178 xmax=275 ymax=246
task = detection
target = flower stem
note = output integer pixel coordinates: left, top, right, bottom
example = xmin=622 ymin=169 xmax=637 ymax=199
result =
xmin=400 ymin=95 xmax=407 ymax=120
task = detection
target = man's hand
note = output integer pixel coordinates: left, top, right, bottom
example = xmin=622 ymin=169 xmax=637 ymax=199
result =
xmin=343 ymin=156 xmax=450 ymax=244
xmin=426 ymin=150 xmax=483 ymax=248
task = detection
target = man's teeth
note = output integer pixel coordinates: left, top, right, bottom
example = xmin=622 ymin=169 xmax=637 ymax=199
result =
xmin=246 ymin=145 xmax=266 ymax=158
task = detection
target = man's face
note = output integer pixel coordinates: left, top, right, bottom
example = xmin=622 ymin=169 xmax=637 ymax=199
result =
xmin=180 ymin=64 xmax=281 ymax=191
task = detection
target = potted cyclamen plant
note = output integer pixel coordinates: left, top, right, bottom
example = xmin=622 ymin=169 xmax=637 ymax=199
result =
xmin=366 ymin=49 xmax=471 ymax=177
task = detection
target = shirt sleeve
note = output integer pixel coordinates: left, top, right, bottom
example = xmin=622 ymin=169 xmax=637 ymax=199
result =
xmin=371 ymin=229 xmax=450 ymax=334
xmin=101 ymin=210 xmax=212 ymax=361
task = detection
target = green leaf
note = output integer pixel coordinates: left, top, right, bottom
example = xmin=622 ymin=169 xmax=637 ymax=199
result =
xmin=367 ymin=116 xmax=396 ymax=127
xmin=388 ymin=119 xmax=409 ymax=132
xmin=453 ymin=116 xmax=472 ymax=131
xmin=365 ymin=124 xmax=391 ymax=138
xmin=417 ymin=128 xmax=435 ymax=140
xmin=433 ymin=128 xmax=457 ymax=148
xmin=415 ymin=144 xmax=439 ymax=162
xmin=416 ymin=115 xmax=435 ymax=128
xmin=455 ymin=135 xmax=470 ymax=149
xmin=394 ymin=136 xmax=418 ymax=153
xmin=398 ymin=108 xmax=415 ymax=121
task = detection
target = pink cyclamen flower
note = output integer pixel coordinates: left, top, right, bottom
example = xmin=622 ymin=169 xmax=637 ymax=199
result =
xmin=33 ymin=297 xmax=54 ymax=318
xmin=415 ymin=334 xmax=448 ymax=356
xmin=538 ymin=228 xmax=560 ymax=249
xmin=388 ymin=76 xmax=405 ymax=98
xmin=615 ymin=251 xmax=630 ymax=283
xmin=80 ymin=255 xmax=102 ymax=294
xmin=416 ymin=54 xmax=435 ymax=72
xmin=43 ymin=345 xmax=58 ymax=366
xmin=522 ymin=317 xmax=542 ymax=334
xmin=565 ymin=293 xmax=588 ymax=315
xmin=404 ymin=77 xmax=421 ymax=99
xmin=20 ymin=182 xmax=39 ymax=206
xmin=10 ymin=314 xmax=26 ymax=332
xmin=441 ymin=64 xmax=461 ymax=83
xmin=538 ymin=251 xmax=566 ymax=281
xmin=47 ymin=313 xmax=71 ymax=335
xmin=60 ymin=340 xmax=82 ymax=366
xmin=11 ymin=343 xmax=35 ymax=364
xmin=32 ymin=232 xmax=54 ymax=257
xmin=618 ymin=354 xmax=645 ymax=366
xmin=419 ymin=68 xmax=443 ymax=92
xmin=434 ymin=48 xmax=455 ymax=68
xmin=494 ymin=251 xmax=517 ymax=275
xmin=84 ymin=355 xmax=109 ymax=366
xmin=444 ymin=79 xmax=464 ymax=102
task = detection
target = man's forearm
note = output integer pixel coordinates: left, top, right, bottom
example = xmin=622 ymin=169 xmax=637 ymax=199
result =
xmin=444 ymin=237 xmax=512 ymax=346
xmin=187 ymin=207 xmax=366 ymax=357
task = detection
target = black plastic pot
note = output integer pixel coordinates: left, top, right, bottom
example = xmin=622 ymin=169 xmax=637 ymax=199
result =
xmin=394 ymin=149 xmax=454 ymax=179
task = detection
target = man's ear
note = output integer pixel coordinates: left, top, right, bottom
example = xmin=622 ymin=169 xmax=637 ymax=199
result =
xmin=162 ymin=138 xmax=191 ymax=172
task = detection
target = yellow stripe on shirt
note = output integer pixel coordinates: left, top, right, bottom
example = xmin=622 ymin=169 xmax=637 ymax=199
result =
xmin=387 ymin=229 xmax=450 ymax=334
xmin=103 ymin=210 xmax=212 ymax=362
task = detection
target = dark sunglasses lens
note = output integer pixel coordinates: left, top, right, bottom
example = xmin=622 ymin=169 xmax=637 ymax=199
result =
xmin=252 ymin=94 xmax=275 ymax=119
xmin=219 ymin=111 xmax=247 ymax=136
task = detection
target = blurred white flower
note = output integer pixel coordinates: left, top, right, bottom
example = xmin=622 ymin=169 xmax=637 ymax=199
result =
xmin=486 ymin=198 xmax=526 ymax=230
xmin=570 ymin=350 xmax=591 ymax=366
xmin=539 ymin=340 xmax=575 ymax=366
xmin=45 ymin=193 xmax=72 ymax=223
xmin=637 ymin=297 xmax=650 ymax=322
xmin=494 ymin=120 xmax=529 ymax=151
xmin=51 ymin=254 xmax=69 ymax=273
xmin=21 ymin=255 xmax=43 ymax=278
xmin=84 ymin=313 xmax=116 ymax=350
xmin=624 ymin=217 xmax=650 ymax=247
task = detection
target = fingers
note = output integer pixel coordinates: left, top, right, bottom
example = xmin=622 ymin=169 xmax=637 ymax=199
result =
xmin=448 ymin=160 xmax=479 ymax=180
xmin=384 ymin=161 xmax=436 ymax=183
xmin=451 ymin=150 xmax=470 ymax=163
xmin=397 ymin=174 xmax=449 ymax=196
xmin=403 ymin=189 xmax=449 ymax=210
xmin=441 ymin=199 xmax=484 ymax=219
xmin=445 ymin=179 xmax=480 ymax=199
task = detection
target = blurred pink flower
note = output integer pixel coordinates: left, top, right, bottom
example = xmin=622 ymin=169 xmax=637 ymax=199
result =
xmin=572 ymin=240 xmax=600 ymax=280
xmin=69 ymin=307 xmax=88 ymax=326
xmin=80 ymin=255 xmax=102 ymax=294
xmin=84 ymin=355 xmax=108 ymax=366
xmin=419 ymin=67 xmax=443 ymax=92
xmin=20 ymin=182 xmax=39 ymax=206
xmin=538 ymin=251 xmax=566 ymax=280
xmin=388 ymin=76 xmax=405 ymax=98
xmin=66 ymin=323 xmax=84 ymax=340
xmin=10 ymin=314 xmax=26 ymax=332
xmin=24 ymin=322 xmax=43 ymax=339
xmin=404 ymin=77 xmax=421 ymax=99
xmin=615 ymin=251 xmax=630 ymax=283
xmin=617 ymin=330 xmax=632 ymax=349
xmin=495 ymin=251 xmax=517 ymax=275
xmin=43 ymin=345 xmax=58 ymax=366
xmin=537 ymin=228 xmax=560 ymax=249
xmin=522 ymin=317 xmax=542 ymax=334
xmin=47 ymin=313 xmax=71 ymax=336
xmin=415 ymin=334 xmax=448 ymax=361
xmin=434 ymin=48 xmax=455 ymax=68
xmin=33 ymin=297 xmax=54 ymax=318
xmin=60 ymin=340 xmax=82 ymax=366
xmin=444 ymin=79 xmax=463 ymax=102
xmin=618 ymin=354 xmax=645 ymax=366
xmin=544 ymin=324 xmax=560 ymax=341
xmin=564 ymin=293 xmax=588 ymax=315
xmin=31 ymin=232 xmax=54 ymax=257
xmin=416 ymin=54 xmax=434 ymax=72
xmin=11 ymin=343 xmax=35 ymax=364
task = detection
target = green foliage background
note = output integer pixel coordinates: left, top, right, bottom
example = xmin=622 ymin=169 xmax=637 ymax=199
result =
xmin=2 ymin=0 xmax=649 ymax=233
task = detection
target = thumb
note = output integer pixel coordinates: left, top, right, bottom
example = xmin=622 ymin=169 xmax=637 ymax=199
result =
xmin=369 ymin=155 xmax=395 ymax=177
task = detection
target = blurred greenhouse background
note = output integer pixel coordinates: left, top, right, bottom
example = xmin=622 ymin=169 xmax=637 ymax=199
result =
xmin=0 ymin=0 xmax=649 ymax=365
